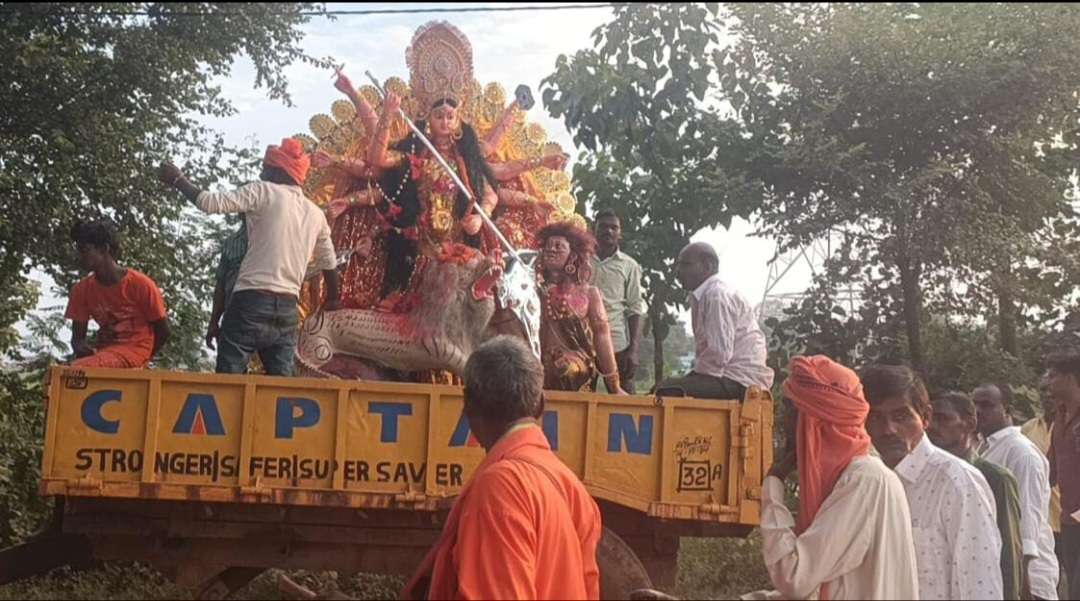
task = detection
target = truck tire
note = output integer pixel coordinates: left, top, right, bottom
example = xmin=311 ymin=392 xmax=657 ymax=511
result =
xmin=598 ymin=527 xmax=653 ymax=600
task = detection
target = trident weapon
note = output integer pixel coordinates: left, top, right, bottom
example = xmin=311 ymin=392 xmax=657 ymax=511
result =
xmin=362 ymin=71 xmax=543 ymax=359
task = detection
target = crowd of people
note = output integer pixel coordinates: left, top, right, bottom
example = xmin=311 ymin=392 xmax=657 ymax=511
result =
xmin=61 ymin=105 xmax=1076 ymax=601
xmin=742 ymin=355 xmax=1078 ymax=601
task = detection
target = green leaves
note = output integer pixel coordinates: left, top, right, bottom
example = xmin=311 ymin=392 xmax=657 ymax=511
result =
xmin=725 ymin=3 xmax=1080 ymax=375
xmin=0 ymin=3 xmax=319 ymax=368
xmin=543 ymin=4 xmax=769 ymax=376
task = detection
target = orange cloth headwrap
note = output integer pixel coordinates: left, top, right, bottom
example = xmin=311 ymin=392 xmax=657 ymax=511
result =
xmin=782 ymin=356 xmax=872 ymax=535
xmin=263 ymin=138 xmax=310 ymax=185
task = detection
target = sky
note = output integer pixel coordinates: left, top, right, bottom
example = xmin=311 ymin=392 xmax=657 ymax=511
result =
xmin=28 ymin=2 xmax=816 ymax=337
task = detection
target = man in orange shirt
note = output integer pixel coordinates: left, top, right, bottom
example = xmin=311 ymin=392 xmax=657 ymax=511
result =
xmin=65 ymin=220 xmax=169 ymax=368
xmin=402 ymin=336 xmax=602 ymax=600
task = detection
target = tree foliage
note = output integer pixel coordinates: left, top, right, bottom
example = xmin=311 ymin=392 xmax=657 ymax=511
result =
xmin=721 ymin=3 xmax=1080 ymax=379
xmin=542 ymin=3 xmax=768 ymax=383
xmin=0 ymin=2 xmax=325 ymax=367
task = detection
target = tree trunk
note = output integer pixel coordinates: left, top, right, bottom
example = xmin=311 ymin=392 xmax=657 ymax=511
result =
xmin=650 ymin=311 xmax=669 ymax=389
xmin=898 ymin=258 xmax=926 ymax=377
xmin=997 ymin=268 xmax=1019 ymax=355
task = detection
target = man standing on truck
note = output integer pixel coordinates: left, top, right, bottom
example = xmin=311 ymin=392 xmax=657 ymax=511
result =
xmin=401 ymin=336 xmax=602 ymax=600
xmin=656 ymin=241 xmax=773 ymax=400
xmin=158 ymin=138 xmax=339 ymax=376
xmin=758 ymin=355 xmax=918 ymax=600
xmin=591 ymin=209 xmax=646 ymax=393
xmin=205 ymin=220 xmax=246 ymax=350
xmin=65 ymin=219 xmax=170 ymax=368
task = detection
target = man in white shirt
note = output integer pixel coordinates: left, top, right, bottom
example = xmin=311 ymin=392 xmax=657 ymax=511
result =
xmin=656 ymin=242 xmax=773 ymax=401
xmin=975 ymin=383 xmax=1061 ymax=600
xmin=158 ymin=139 xmax=339 ymax=376
xmin=861 ymin=364 xmax=1003 ymax=600
xmin=759 ymin=355 xmax=918 ymax=600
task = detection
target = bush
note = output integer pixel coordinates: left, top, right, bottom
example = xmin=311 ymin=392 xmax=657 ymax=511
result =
xmin=0 ymin=367 xmax=51 ymax=547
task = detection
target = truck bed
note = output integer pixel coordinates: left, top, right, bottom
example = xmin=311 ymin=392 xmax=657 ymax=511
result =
xmin=42 ymin=366 xmax=772 ymax=525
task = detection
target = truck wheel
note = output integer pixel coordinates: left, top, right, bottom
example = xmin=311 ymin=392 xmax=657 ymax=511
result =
xmin=598 ymin=527 xmax=653 ymax=600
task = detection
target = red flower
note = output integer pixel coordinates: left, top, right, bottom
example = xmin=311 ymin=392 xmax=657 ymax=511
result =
xmin=402 ymin=227 xmax=419 ymax=241
xmin=387 ymin=203 xmax=403 ymax=219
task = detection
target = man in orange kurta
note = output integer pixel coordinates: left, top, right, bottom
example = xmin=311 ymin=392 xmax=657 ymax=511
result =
xmin=402 ymin=336 xmax=602 ymax=600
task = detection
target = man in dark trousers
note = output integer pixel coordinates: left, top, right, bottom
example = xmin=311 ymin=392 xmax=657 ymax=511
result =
xmin=159 ymin=138 xmax=339 ymax=376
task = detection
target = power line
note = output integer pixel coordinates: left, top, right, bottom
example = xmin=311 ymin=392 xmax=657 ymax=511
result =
xmin=1 ymin=3 xmax=620 ymax=18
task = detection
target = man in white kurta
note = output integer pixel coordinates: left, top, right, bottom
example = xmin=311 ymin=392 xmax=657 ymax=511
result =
xmin=758 ymin=355 xmax=919 ymax=600
xmin=761 ymin=455 xmax=919 ymax=599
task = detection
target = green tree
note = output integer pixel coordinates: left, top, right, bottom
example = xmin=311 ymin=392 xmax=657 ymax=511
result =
xmin=542 ymin=3 xmax=768 ymax=387
xmin=723 ymin=3 xmax=1080 ymax=375
xmin=0 ymin=2 xmax=326 ymax=368
xmin=636 ymin=317 xmax=695 ymax=387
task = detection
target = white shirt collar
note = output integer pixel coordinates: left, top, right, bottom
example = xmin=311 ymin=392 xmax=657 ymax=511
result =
xmin=894 ymin=433 xmax=935 ymax=484
xmin=691 ymin=273 xmax=722 ymax=301
xmin=984 ymin=424 xmax=1021 ymax=446
xmin=595 ymin=249 xmax=623 ymax=264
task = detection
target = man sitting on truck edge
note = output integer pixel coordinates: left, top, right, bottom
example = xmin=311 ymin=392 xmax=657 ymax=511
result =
xmin=401 ymin=336 xmax=602 ymax=600
xmin=656 ymin=241 xmax=773 ymax=400
xmin=158 ymin=138 xmax=340 ymax=376
xmin=65 ymin=219 xmax=170 ymax=368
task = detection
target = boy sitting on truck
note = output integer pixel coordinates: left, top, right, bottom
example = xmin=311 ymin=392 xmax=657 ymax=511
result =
xmin=65 ymin=220 xmax=170 ymax=368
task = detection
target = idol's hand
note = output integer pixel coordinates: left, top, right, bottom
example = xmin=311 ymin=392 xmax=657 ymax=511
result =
xmin=462 ymin=214 xmax=483 ymax=236
xmin=326 ymin=198 xmax=349 ymax=221
xmin=312 ymin=150 xmax=337 ymax=169
xmin=542 ymin=153 xmax=569 ymax=171
xmin=333 ymin=69 xmax=355 ymax=97
xmin=353 ymin=235 xmax=373 ymax=255
xmin=384 ymin=91 xmax=402 ymax=114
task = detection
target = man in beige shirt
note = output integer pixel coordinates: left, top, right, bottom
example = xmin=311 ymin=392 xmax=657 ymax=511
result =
xmin=159 ymin=139 xmax=339 ymax=376
xmin=1024 ymin=370 xmax=1067 ymax=596
xmin=591 ymin=210 xmax=646 ymax=393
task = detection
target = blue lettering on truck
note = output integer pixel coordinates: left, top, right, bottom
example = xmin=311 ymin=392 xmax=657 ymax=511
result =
xmin=82 ymin=390 xmax=122 ymax=434
xmin=367 ymin=402 xmax=413 ymax=442
xmin=607 ymin=414 xmax=653 ymax=455
xmin=172 ymin=394 xmax=226 ymax=436
xmin=75 ymin=391 xmax=654 ymax=456
xmin=274 ymin=397 xmax=321 ymax=439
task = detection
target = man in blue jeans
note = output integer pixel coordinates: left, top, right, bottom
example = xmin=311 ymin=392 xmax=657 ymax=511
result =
xmin=159 ymin=138 xmax=339 ymax=376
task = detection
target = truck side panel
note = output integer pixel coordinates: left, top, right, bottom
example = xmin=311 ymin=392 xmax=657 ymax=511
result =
xmin=43 ymin=367 xmax=770 ymax=525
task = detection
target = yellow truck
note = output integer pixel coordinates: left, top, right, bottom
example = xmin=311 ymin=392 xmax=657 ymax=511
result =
xmin=2 ymin=366 xmax=772 ymax=599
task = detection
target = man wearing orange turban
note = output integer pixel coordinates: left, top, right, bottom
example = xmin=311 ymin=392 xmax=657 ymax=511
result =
xmin=754 ymin=355 xmax=918 ymax=600
xmin=262 ymin=138 xmax=311 ymax=186
xmin=158 ymin=139 xmax=338 ymax=375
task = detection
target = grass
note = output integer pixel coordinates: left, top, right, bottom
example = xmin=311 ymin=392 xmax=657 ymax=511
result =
xmin=676 ymin=532 xmax=771 ymax=600
xmin=0 ymin=535 xmax=768 ymax=600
